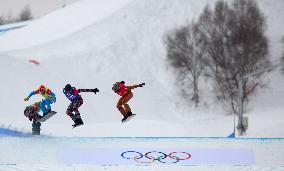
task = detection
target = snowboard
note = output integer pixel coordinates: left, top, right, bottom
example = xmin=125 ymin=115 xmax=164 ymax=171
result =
xmin=36 ymin=111 xmax=57 ymax=123
xmin=121 ymin=114 xmax=136 ymax=123
xmin=72 ymin=123 xmax=84 ymax=129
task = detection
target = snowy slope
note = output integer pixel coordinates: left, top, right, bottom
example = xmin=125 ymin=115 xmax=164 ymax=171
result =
xmin=0 ymin=0 xmax=132 ymax=51
xmin=0 ymin=0 xmax=283 ymax=137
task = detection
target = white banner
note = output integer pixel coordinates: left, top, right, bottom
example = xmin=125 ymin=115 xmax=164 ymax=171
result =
xmin=58 ymin=148 xmax=255 ymax=165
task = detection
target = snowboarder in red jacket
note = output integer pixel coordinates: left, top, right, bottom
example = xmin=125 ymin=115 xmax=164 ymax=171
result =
xmin=112 ymin=81 xmax=145 ymax=122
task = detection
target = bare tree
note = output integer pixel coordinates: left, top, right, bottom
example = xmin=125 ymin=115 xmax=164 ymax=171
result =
xmin=197 ymin=0 xmax=270 ymax=134
xmin=18 ymin=5 xmax=33 ymax=21
xmin=165 ymin=22 xmax=204 ymax=107
xmin=0 ymin=16 xmax=5 ymax=25
xmin=0 ymin=6 xmax=33 ymax=26
xmin=0 ymin=10 xmax=15 ymax=25
xmin=197 ymin=1 xmax=240 ymax=112
xmin=6 ymin=10 xmax=14 ymax=24
xmin=282 ymin=37 xmax=284 ymax=73
xmin=231 ymin=0 xmax=270 ymax=123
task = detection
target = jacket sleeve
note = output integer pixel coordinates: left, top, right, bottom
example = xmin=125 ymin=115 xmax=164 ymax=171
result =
xmin=127 ymin=85 xmax=140 ymax=90
xmin=28 ymin=91 xmax=37 ymax=98
xmin=49 ymin=92 xmax=56 ymax=102
xmin=50 ymin=92 xmax=56 ymax=97
xmin=78 ymin=89 xmax=94 ymax=92
xmin=73 ymin=88 xmax=80 ymax=94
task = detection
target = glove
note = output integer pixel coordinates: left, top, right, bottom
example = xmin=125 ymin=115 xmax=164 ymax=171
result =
xmin=120 ymin=81 xmax=125 ymax=84
xmin=24 ymin=97 xmax=29 ymax=101
xmin=139 ymin=83 xmax=145 ymax=87
xmin=93 ymin=88 xmax=99 ymax=94
xmin=50 ymin=96 xmax=56 ymax=103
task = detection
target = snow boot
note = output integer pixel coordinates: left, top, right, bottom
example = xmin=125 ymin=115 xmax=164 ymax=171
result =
xmin=121 ymin=111 xmax=134 ymax=122
xmin=72 ymin=117 xmax=84 ymax=128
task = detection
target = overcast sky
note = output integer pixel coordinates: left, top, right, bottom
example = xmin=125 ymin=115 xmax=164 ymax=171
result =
xmin=0 ymin=0 xmax=80 ymax=18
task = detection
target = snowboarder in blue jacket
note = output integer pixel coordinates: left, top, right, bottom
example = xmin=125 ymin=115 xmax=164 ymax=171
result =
xmin=24 ymin=85 xmax=56 ymax=115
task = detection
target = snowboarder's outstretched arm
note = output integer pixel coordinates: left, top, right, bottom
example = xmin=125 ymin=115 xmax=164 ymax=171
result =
xmin=78 ymin=88 xmax=99 ymax=94
xmin=24 ymin=91 xmax=37 ymax=101
xmin=127 ymin=83 xmax=145 ymax=90
xmin=24 ymin=85 xmax=55 ymax=101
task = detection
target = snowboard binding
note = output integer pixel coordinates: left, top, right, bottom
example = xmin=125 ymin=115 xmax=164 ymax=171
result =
xmin=121 ymin=111 xmax=136 ymax=123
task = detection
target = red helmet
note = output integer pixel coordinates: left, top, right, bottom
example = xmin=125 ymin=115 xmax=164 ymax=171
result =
xmin=39 ymin=85 xmax=45 ymax=91
xmin=39 ymin=85 xmax=46 ymax=93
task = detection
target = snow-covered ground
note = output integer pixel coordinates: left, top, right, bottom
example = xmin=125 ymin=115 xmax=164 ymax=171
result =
xmin=0 ymin=0 xmax=284 ymax=169
xmin=0 ymin=0 xmax=283 ymax=138
xmin=0 ymin=137 xmax=284 ymax=170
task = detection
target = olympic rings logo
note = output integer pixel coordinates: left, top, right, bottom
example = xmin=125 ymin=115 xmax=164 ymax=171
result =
xmin=121 ymin=151 xmax=191 ymax=164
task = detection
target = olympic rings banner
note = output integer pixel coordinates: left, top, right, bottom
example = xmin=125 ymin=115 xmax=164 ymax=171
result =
xmin=121 ymin=150 xmax=192 ymax=164
xmin=59 ymin=148 xmax=255 ymax=165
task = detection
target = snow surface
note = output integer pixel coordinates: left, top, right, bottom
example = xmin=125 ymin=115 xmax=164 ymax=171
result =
xmin=0 ymin=137 xmax=284 ymax=170
xmin=0 ymin=0 xmax=283 ymax=138
xmin=0 ymin=0 xmax=132 ymax=51
xmin=0 ymin=0 xmax=284 ymax=169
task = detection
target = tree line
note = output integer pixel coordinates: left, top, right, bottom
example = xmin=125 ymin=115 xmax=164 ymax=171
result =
xmin=0 ymin=5 xmax=33 ymax=25
xmin=164 ymin=0 xmax=272 ymax=117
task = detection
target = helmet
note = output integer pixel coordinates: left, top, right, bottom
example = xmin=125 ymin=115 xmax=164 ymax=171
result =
xmin=39 ymin=85 xmax=45 ymax=91
xmin=112 ymin=82 xmax=120 ymax=93
xmin=39 ymin=85 xmax=46 ymax=93
xmin=65 ymin=84 xmax=72 ymax=92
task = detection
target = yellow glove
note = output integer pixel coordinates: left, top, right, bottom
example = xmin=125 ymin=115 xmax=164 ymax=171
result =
xmin=24 ymin=97 xmax=29 ymax=101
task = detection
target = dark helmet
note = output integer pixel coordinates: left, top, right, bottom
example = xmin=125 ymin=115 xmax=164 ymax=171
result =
xmin=112 ymin=82 xmax=120 ymax=93
xmin=65 ymin=84 xmax=72 ymax=92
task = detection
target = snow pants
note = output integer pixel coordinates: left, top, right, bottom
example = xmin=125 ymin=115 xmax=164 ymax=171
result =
xmin=24 ymin=107 xmax=41 ymax=121
xmin=66 ymin=97 xmax=83 ymax=120
xmin=32 ymin=121 xmax=41 ymax=135
xmin=40 ymin=96 xmax=56 ymax=114
xmin=117 ymin=92 xmax=133 ymax=116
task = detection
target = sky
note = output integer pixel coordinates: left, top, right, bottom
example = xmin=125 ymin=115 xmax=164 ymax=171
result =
xmin=0 ymin=0 xmax=80 ymax=18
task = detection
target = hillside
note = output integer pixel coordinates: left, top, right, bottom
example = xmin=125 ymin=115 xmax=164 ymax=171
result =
xmin=0 ymin=0 xmax=283 ymax=137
